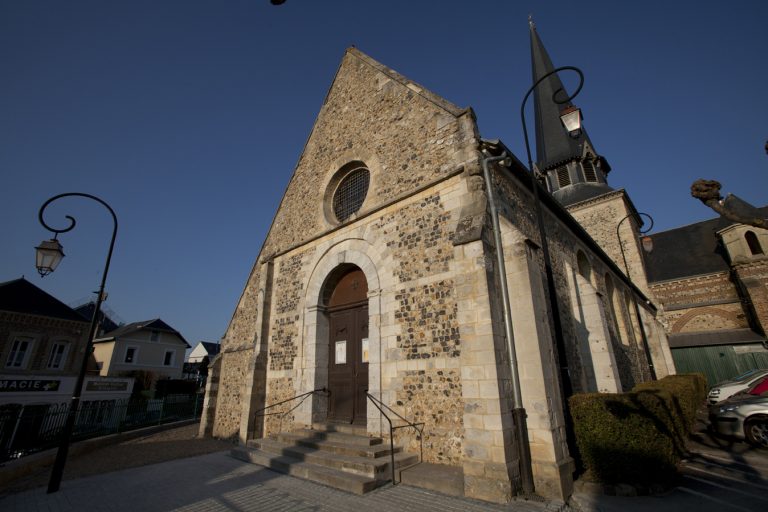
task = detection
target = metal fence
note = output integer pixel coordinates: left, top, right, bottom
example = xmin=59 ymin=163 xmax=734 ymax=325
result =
xmin=0 ymin=394 xmax=204 ymax=462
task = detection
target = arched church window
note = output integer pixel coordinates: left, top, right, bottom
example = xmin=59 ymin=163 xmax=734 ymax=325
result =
xmin=556 ymin=166 xmax=570 ymax=188
xmin=332 ymin=165 xmax=370 ymax=223
xmin=576 ymin=250 xmax=591 ymax=281
xmin=582 ymin=157 xmax=597 ymax=182
xmin=605 ymin=274 xmax=621 ymax=341
xmin=745 ymin=231 xmax=763 ymax=255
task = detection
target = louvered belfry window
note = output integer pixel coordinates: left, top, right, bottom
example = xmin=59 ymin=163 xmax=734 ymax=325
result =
xmin=333 ymin=167 xmax=370 ymax=222
xmin=556 ymin=166 xmax=570 ymax=188
xmin=582 ymin=158 xmax=597 ymax=182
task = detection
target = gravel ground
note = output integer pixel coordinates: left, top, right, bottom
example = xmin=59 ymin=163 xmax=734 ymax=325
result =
xmin=2 ymin=423 xmax=235 ymax=495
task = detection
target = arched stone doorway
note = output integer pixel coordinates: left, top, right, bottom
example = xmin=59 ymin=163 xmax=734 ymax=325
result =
xmin=323 ymin=265 xmax=369 ymax=424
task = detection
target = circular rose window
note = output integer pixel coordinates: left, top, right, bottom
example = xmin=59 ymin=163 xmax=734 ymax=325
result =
xmin=332 ymin=167 xmax=370 ymax=222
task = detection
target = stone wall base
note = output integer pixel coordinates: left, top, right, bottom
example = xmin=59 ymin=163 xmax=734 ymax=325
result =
xmin=464 ymin=474 xmax=513 ymax=503
xmin=532 ymin=456 xmax=575 ymax=501
xmin=463 ymin=460 xmax=520 ymax=503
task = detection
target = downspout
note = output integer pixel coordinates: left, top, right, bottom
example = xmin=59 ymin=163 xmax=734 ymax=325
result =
xmin=480 ymin=147 xmax=535 ymax=495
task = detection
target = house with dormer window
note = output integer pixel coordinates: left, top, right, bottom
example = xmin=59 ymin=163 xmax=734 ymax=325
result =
xmin=0 ymin=277 xmax=133 ymax=406
xmin=92 ymin=319 xmax=190 ymax=390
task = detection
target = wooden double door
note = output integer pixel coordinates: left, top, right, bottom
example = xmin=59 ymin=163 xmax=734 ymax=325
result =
xmin=327 ymin=303 xmax=369 ymax=424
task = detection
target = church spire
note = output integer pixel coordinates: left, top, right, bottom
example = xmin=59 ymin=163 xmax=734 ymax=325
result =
xmin=530 ymin=21 xmax=613 ymax=206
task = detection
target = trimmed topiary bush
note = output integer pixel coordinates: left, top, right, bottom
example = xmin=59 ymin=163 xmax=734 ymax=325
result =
xmin=569 ymin=374 xmax=707 ymax=486
xmin=569 ymin=392 xmax=679 ymax=485
xmin=633 ymin=373 xmax=706 ymax=432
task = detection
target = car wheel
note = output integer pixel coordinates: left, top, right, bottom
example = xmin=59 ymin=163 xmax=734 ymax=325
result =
xmin=744 ymin=416 xmax=768 ymax=448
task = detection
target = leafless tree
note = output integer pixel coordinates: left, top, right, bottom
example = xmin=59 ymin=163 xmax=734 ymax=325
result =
xmin=690 ymin=141 xmax=767 ymax=229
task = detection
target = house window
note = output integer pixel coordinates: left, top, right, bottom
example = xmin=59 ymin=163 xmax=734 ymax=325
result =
xmin=6 ymin=336 xmax=33 ymax=369
xmin=332 ymin=167 xmax=370 ymax=222
xmin=556 ymin=166 xmax=570 ymax=188
xmin=150 ymin=330 xmax=160 ymax=342
xmin=125 ymin=347 xmax=138 ymax=364
xmin=163 ymin=350 xmax=174 ymax=366
xmin=47 ymin=341 xmax=69 ymax=370
xmin=746 ymin=231 xmax=763 ymax=255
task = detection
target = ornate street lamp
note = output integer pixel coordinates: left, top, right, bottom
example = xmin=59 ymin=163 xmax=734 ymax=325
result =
xmin=616 ymin=212 xmax=657 ymax=380
xmin=36 ymin=192 xmax=118 ymax=493
xmin=518 ymin=66 xmax=584 ymax=488
xmin=616 ymin=212 xmax=655 ymax=279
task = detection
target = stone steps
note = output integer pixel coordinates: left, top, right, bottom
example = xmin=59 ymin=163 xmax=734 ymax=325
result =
xmin=230 ymin=424 xmax=419 ymax=495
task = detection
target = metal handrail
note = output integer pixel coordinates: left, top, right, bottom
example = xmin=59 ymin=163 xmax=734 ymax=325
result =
xmin=365 ymin=392 xmax=424 ymax=485
xmin=253 ymin=388 xmax=329 ymax=435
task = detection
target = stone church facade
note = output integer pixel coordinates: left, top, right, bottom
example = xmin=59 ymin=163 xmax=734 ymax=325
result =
xmin=201 ymin=26 xmax=674 ymax=503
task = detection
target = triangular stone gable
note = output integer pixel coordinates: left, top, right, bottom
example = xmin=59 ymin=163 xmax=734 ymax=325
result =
xmin=222 ymin=48 xmax=481 ymax=349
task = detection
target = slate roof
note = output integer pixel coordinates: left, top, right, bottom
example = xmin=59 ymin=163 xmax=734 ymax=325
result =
xmin=530 ymin=22 xmax=596 ymax=172
xmin=199 ymin=341 xmax=220 ymax=356
xmin=644 ymin=207 xmax=768 ymax=283
xmin=96 ymin=318 xmax=190 ymax=347
xmin=74 ymin=302 xmax=120 ymax=333
xmin=0 ymin=277 xmax=87 ymax=322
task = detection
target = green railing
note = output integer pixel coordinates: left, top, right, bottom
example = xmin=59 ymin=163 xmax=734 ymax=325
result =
xmin=0 ymin=394 xmax=204 ymax=462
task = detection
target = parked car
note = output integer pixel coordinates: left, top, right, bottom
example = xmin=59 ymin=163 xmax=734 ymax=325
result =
xmin=707 ymin=369 xmax=768 ymax=404
xmin=708 ymin=376 xmax=768 ymax=447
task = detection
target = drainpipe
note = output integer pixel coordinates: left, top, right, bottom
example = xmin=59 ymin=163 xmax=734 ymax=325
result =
xmin=480 ymin=148 xmax=535 ymax=495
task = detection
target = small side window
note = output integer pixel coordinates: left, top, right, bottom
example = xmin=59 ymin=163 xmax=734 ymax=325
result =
xmin=125 ymin=347 xmax=137 ymax=364
xmin=746 ymin=231 xmax=763 ymax=255
xmin=163 ymin=351 xmax=174 ymax=366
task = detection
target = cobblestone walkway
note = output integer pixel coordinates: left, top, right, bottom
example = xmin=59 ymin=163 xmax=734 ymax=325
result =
xmin=0 ymin=451 xmax=549 ymax=512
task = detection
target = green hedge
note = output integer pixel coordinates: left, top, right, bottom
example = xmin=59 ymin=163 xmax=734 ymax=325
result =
xmin=633 ymin=373 xmax=707 ymax=433
xmin=569 ymin=373 xmax=706 ymax=486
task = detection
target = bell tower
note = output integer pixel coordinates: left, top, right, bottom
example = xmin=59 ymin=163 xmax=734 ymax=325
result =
xmin=530 ymin=20 xmax=613 ymax=206
xmin=530 ymin=20 xmax=650 ymax=294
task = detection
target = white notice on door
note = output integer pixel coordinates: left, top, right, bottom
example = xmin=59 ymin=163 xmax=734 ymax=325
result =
xmin=361 ymin=338 xmax=369 ymax=363
xmin=335 ymin=340 xmax=347 ymax=364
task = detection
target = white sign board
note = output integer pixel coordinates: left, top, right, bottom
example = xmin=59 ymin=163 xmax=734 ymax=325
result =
xmin=335 ymin=340 xmax=347 ymax=364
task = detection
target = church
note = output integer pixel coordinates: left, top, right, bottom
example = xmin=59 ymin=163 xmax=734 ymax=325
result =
xmin=200 ymin=23 xmax=677 ymax=503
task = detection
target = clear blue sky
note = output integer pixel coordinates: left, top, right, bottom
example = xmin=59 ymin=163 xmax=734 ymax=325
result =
xmin=2 ymin=1 xmax=766 ymax=348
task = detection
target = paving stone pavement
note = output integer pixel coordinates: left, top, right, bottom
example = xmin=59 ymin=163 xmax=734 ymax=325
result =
xmin=0 ymin=451 xmax=551 ymax=512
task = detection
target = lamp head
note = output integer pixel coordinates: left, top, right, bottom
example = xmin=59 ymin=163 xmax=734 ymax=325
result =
xmin=559 ymin=105 xmax=582 ymax=138
xmin=641 ymin=236 xmax=654 ymax=254
xmin=35 ymin=238 xmax=65 ymax=277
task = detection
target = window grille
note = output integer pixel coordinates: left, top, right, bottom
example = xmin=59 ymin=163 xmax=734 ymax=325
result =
xmin=333 ymin=167 xmax=370 ymax=222
xmin=556 ymin=166 xmax=570 ymax=188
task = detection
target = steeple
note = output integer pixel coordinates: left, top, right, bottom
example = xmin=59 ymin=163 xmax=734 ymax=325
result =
xmin=530 ymin=20 xmax=613 ymax=206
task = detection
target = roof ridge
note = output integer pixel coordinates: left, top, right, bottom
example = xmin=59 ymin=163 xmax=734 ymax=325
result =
xmin=346 ymin=47 xmax=467 ymax=117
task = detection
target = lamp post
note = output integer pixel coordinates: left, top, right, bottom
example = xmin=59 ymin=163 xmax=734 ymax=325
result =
xmin=36 ymin=193 xmax=118 ymax=494
xmin=520 ymin=66 xmax=583 ymax=405
xmin=616 ymin=212 xmax=654 ymax=281
xmin=616 ymin=212 xmax=657 ymax=380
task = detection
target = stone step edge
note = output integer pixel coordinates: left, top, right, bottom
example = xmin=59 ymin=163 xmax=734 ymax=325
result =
xmin=230 ymin=446 xmax=382 ymax=495
xmin=251 ymin=438 xmax=418 ymax=478
xmin=273 ymin=432 xmax=398 ymax=458
xmin=311 ymin=422 xmax=369 ymax=435
xmin=286 ymin=428 xmax=385 ymax=447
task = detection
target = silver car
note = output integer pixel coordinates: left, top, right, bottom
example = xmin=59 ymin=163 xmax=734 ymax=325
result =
xmin=707 ymin=369 xmax=768 ymax=404
xmin=709 ymin=392 xmax=768 ymax=447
